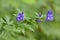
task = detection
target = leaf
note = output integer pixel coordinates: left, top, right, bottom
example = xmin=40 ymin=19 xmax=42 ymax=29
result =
xmin=23 ymin=23 xmax=34 ymax=32
xmin=21 ymin=28 xmax=25 ymax=35
xmin=0 ymin=31 xmax=16 ymax=40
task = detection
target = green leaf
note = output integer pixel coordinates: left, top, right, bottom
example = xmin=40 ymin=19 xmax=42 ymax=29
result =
xmin=23 ymin=23 xmax=34 ymax=32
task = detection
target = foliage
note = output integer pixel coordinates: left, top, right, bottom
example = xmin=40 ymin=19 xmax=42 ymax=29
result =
xmin=0 ymin=0 xmax=60 ymax=40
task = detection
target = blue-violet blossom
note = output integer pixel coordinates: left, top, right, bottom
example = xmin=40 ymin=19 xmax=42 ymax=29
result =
xmin=16 ymin=12 xmax=24 ymax=22
xmin=46 ymin=10 xmax=54 ymax=21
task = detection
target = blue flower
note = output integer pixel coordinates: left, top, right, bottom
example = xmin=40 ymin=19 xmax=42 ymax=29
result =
xmin=46 ymin=10 xmax=54 ymax=21
xmin=35 ymin=13 xmax=42 ymax=23
xmin=38 ymin=13 xmax=42 ymax=17
xmin=38 ymin=14 xmax=42 ymax=17
xmin=36 ymin=18 xmax=40 ymax=23
xmin=16 ymin=12 xmax=24 ymax=22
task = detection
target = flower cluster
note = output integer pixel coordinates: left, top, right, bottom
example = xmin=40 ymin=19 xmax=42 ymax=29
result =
xmin=36 ymin=18 xmax=40 ymax=23
xmin=16 ymin=12 xmax=24 ymax=22
xmin=46 ymin=10 xmax=54 ymax=21
xmin=38 ymin=13 xmax=42 ymax=17
xmin=35 ymin=13 xmax=42 ymax=23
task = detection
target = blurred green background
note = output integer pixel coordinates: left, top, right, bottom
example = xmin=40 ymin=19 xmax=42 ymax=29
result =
xmin=0 ymin=0 xmax=60 ymax=40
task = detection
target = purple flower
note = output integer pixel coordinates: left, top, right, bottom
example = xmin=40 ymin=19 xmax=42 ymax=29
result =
xmin=38 ymin=13 xmax=42 ymax=17
xmin=46 ymin=10 xmax=54 ymax=21
xmin=36 ymin=18 xmax=40 ymax=23
xmin=35 ymin=13 xmax=42 ymax=23
xmin=16 ymin=12 xmax=24 ymax=22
